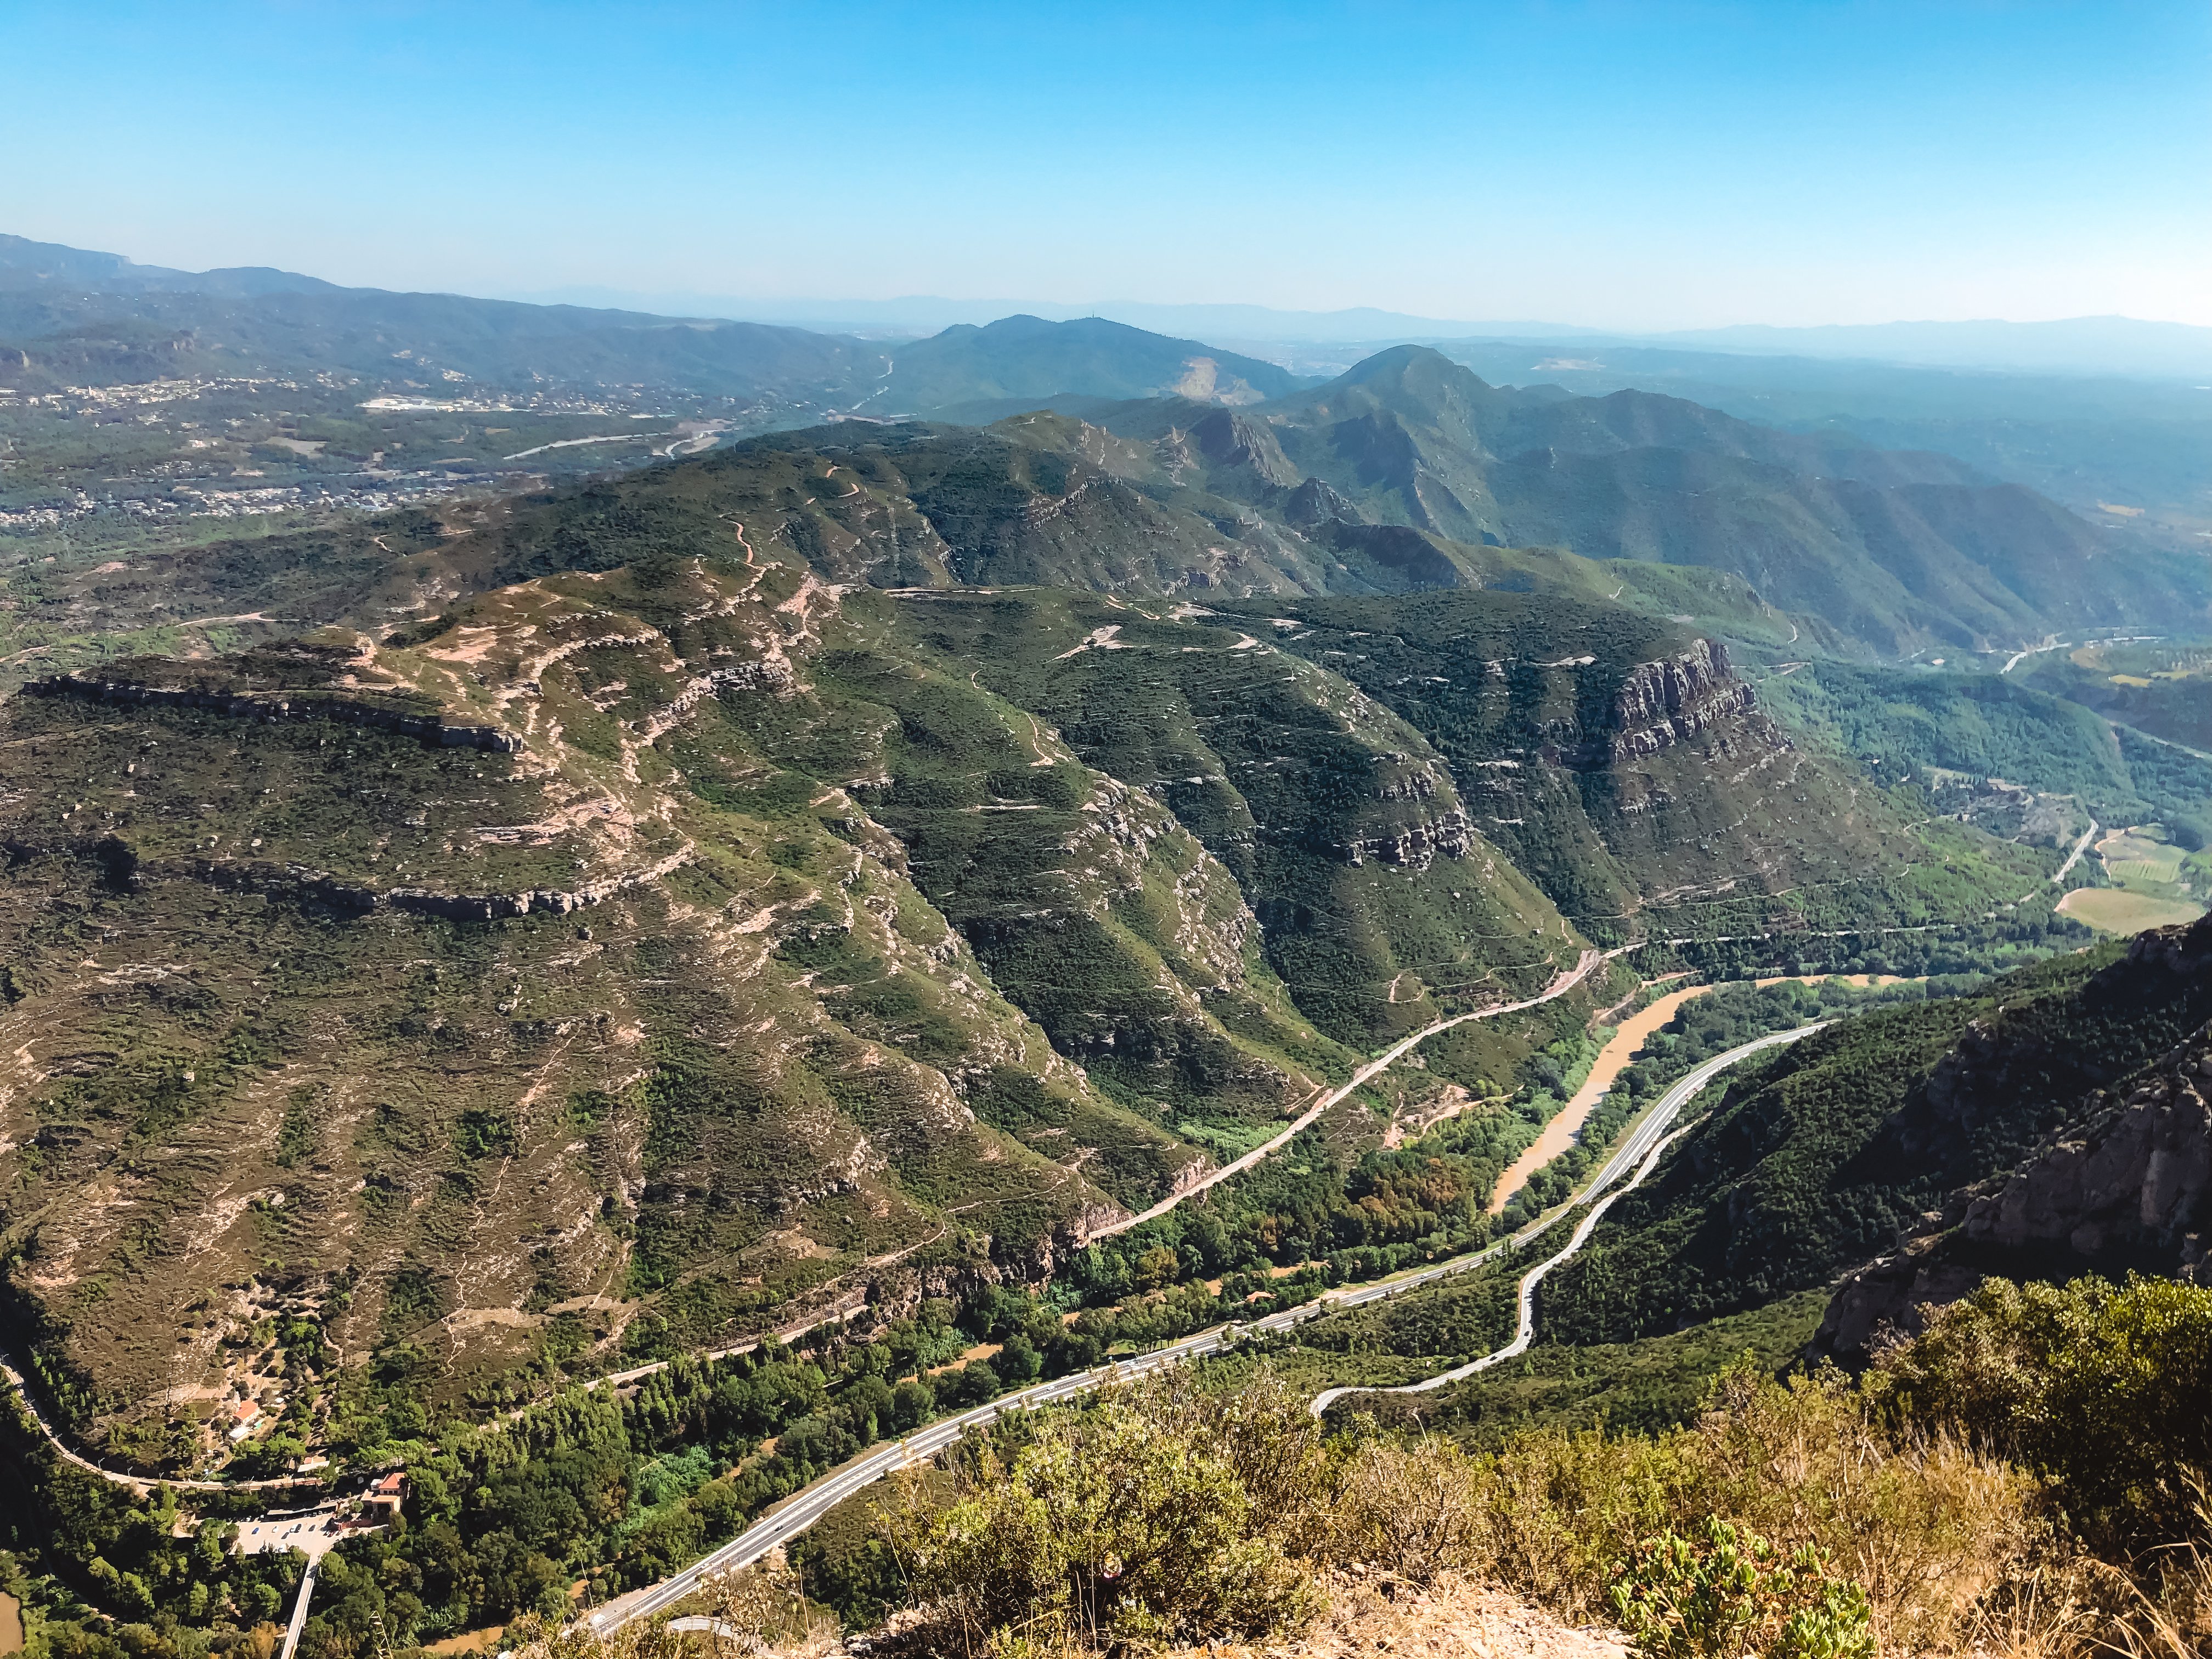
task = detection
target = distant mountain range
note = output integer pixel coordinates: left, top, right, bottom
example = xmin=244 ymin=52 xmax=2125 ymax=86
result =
xmin=508 ymin=289 xmax=1607 ymax=345
xmin=521 ymin=289 xmax=2212 ymax=381
xmin=0 ymin=235 xmax=1310 ymax=414
xmin=1654 ymin=317 xmax=2212 ymax=381
xmin=14 ymin=232 xmax=2209 ymax=381
xmin=38 ymin=333 xmax=2199 ymax=661
xmin=4 ymin=230 xmax=2205 ymax=657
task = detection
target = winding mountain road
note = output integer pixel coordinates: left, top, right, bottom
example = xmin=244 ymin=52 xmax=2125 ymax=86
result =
xmin=1092 ymin=949 xmax=1603 ymax=1240
xmin=0 ymin=1351 xmax=318 ymax=1496
xmin=1311 ymin=1022 xmax=1823 ymax=1413
xmin=7 ymin=963 xmax=1816 ymax=1645
xmin=2 ymin=953 xmax=1610 ymax=1500
xmin=588 ymin=1017 xmax=1821 ymax=1634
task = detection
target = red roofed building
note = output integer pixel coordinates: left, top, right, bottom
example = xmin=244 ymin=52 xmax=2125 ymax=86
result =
xmin=364 ymin=1471 xmax=406 ymax=1521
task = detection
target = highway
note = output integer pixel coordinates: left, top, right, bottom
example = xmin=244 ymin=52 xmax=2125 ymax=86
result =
xmin=278 ymin=1560 xmax=320 ymax=1659
xmin=1310 ymin=1022 xmax=1822 ymax=1413
xmin=590 ymin=1018 xmax=1824 ymax=1634
xmin=1091 ymin=950 xmax=1604 ymax=1239
xmin=2052 ymin=820 xmax=2100 ymax=885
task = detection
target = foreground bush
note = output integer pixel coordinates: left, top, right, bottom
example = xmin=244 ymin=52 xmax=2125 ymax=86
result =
xmin=1457 ymin=1363 xmax=2035 ymax=1654
xmin=882 ymin=1372 xmax=1330 ymax=1654
xmin=861 ymin=1361 xmax=2024 ymax=1655
xmin=531 ymin=1281 xmax=2212 ymax=1656
xmin=1608 ymin=1518 xmax=1872 ymax=1659
xmin=1867 ymin=1273 xmax=2212 ymax=1553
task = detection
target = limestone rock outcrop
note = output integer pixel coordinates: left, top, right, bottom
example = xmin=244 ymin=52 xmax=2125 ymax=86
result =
xmin=1815 ymin=914 xmax=2212 ymax=1362
xmin=1601 ymin=640 xmax=1762 ymax=764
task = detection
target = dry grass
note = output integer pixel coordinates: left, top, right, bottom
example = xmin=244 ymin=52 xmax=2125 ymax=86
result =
xmin=526 ymin=1364 xmax=2208 ymax=1659
xmin=2056 ymin=887 xmax=2203 ymax=934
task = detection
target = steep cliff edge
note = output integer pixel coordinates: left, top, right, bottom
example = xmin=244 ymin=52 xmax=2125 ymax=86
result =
xmin=1234 ymin=590 xmax=2033 ymax=954
xmin=1594 ymin=638 xmax=1762 ymax=766
xmin=1816 ymin=915 xmax=2212 ymax=1360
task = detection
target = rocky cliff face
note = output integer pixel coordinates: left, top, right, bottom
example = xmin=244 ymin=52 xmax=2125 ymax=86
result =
xmin=1816 ymin=915 xmax=2212 ymax=1361
xmin=1593 ymin=639 xmax=1764 ymax=766
xmin=1961 ymin=1036 xmax=2210 ymax=1268
xmin=1189 ymin=408 xmax=1300 ymax=488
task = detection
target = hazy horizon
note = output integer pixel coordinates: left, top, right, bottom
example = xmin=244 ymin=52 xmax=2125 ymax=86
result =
xmin=2 ymin=1 xmax=2206 ymax=333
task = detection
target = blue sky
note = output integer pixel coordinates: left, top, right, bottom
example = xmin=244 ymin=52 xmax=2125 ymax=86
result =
xmin=3 ymin=1 xmax=2206 ymax=328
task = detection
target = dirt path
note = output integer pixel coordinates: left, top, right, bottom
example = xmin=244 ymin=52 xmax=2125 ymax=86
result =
xmin=1092 ymin=951 xmax=1602 ymax=1241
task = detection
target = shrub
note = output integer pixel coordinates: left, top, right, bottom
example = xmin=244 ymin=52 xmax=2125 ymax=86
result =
xmin=1329 ymin=1432 xmax=1482 ymax=1583
xmin=1868 ymin=1273 xmax=2212 ymax=1553
xmin=1458 ymin=1361 xmax=2038 ymax=1654
xmin=883 ymin=1371 xmax=1327 ymax=1654
xmin=1607 ymin=1517 xmax=1873 ymax=1659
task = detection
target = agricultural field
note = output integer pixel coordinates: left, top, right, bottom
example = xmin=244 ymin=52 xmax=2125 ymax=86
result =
xmin=2057 ymin=824 xmax=2208 ymax=933
xmin=2058 ymin=886 xmax=2205 ymax=934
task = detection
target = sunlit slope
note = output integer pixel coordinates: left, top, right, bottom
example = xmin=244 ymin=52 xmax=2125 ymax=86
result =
xmin=873 ymin=588 xmax=1581 ymax=1048
xmin=0 ymin=555 xmax=1210 ymax=1449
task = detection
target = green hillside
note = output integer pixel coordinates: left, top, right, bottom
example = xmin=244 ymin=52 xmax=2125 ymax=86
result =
xmin=1537 ymin=925 xmax=2212 ymax=1341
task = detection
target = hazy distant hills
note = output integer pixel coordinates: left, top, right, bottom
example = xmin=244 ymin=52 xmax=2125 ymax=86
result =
xmin=0 ymin=236 xmax=1306 ymax=415
xmin=1191 ymin=346 xmax=2208 ymax=653
xmin=1657 ymin=316 xmax=2212 ymax=381
xmin=0 ymin=231 xmax=344 ymax=297
xmin=4 ymin=232 xmax=2204 ymax=655
xmin=65 ymin=339 xmax=2197 ymax=659
xmin=855 ymin=315 xmax=1311 ymax=415
xmin=511 ymin=282 xmax=2212 ymax=380
xmin=1435 ymin=336 xmax=2212 ymax=521
xmin=0 ymin=233 xmax=884 ymax=399
xmin=513 ymin=289 xmax=1604 ymax=344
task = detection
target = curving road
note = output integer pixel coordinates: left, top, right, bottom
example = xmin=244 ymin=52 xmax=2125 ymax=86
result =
xmin=3 ymin=952 xmax=1611 ymax=1502
xmin=1092 ymin=950 xmax=1603 ymax=1240
xmin=0 ymin=1351 xmax=320 ymax=1496
xmin=1310 ymin=1022 xmax=1822 ymax=1414
xmin=589 ymin=1017 xmax=1822 ymax=1634
xmin=4 ymin=984 xmax=1815 ymax=1643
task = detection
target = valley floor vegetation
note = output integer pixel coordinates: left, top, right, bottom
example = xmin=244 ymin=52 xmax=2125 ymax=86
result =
xmin=16 ymin=1274 xmax=2211 ymax=1659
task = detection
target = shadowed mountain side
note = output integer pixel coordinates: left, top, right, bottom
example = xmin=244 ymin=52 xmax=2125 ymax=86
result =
xmin=1538 ymin=919 xmax=2212 ymax=1344
xmin=1814 ymin=916 xmax=2212 ymax=1359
